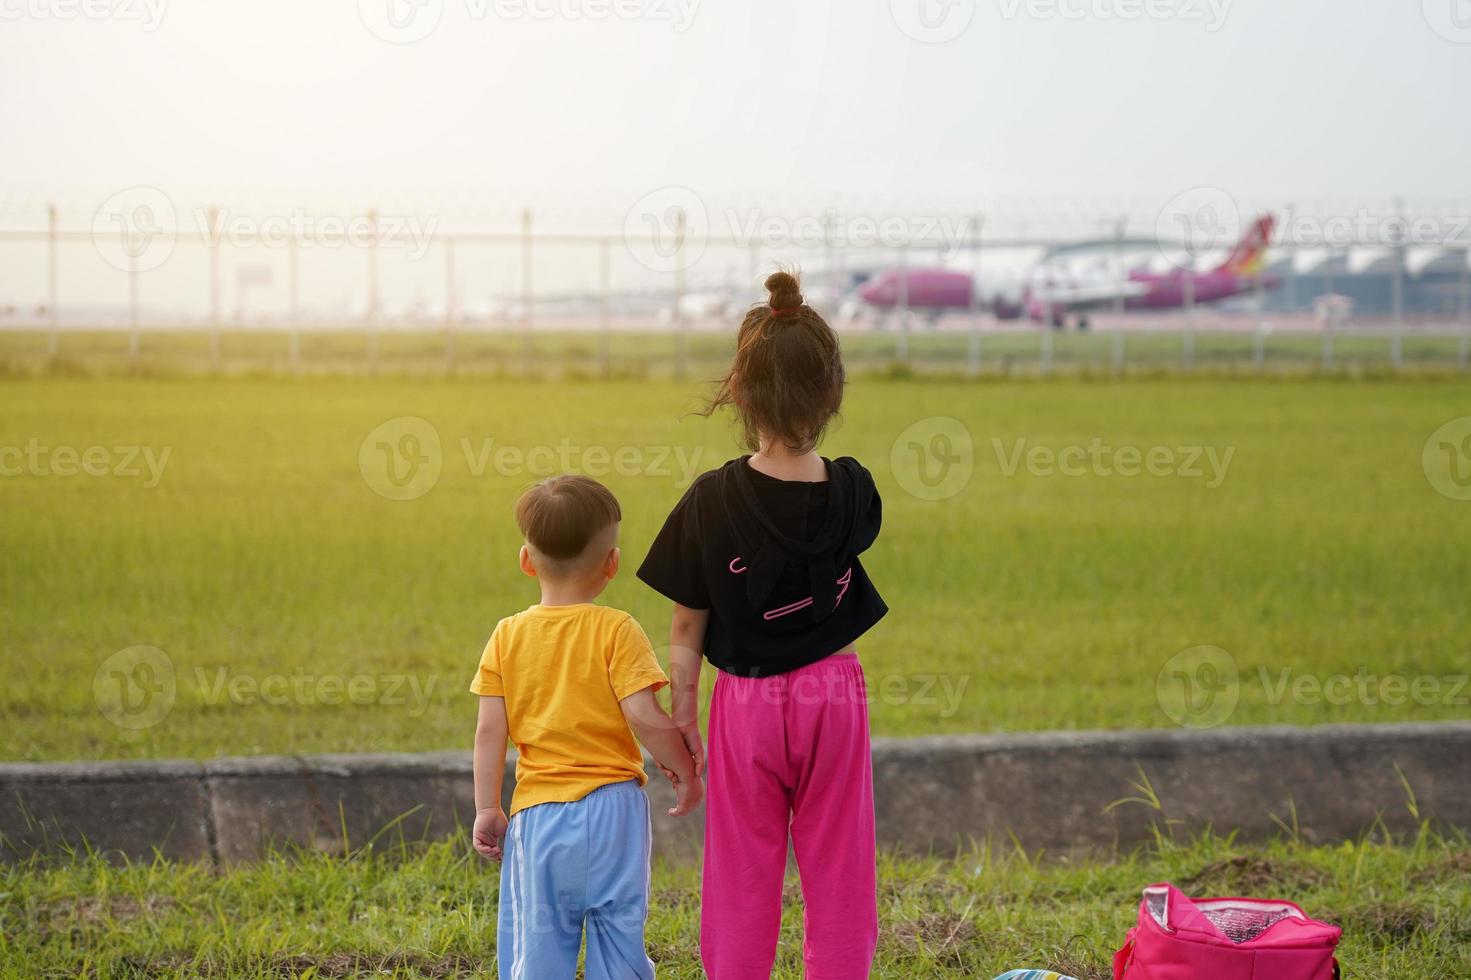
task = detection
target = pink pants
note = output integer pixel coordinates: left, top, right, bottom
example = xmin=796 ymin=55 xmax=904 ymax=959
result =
xmin=700 ymin=652 xmax=877 ymax=979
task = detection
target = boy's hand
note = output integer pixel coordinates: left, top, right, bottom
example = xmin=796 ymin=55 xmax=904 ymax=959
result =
xmin=666 ymin=768 xmax=704 ymax=817
xmin=472 ymin=807 xmax=508 ymax=860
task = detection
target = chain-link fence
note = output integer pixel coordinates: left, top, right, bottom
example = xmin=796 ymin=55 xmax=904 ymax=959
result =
xmin=3 ymin=197 xmax=1469 ymax=376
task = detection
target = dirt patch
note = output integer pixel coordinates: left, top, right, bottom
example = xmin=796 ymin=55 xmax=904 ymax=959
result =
xmin=30 ymin=895 xmax=179 ymax=942
xmin=1180 ymin=854 xmax=1326 ymax=896
xmin=1045 ymin=947 xmax=1111 ymax=980
xmin=1336 ymin=899 xmax=1443 ymax=942
xmin=889 ymin=908 xmax=977 ymax=952
xmin=47 ymin=895 xmax=178 ymax=924
xmin=1407 ymin=849 xmax=1471 ymax=887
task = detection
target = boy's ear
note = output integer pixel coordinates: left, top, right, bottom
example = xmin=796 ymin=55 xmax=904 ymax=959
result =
xmin=519 ymin=545 xmax=538 ymax=578
xmin=605 ymin=546 xmax=620 ymax=580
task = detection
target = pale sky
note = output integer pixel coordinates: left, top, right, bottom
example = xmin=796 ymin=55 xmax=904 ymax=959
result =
xmin=3 ymin=0 xmax=1468 ymax=213
xmin=2 ymin=0 xmax=1469 ymax=319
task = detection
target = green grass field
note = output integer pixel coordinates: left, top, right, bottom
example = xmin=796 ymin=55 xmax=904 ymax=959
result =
xmin=2 ymin=372 xmax=1468 ymax=762
xmin=5 ymin=832 xmax=1468 ymax=978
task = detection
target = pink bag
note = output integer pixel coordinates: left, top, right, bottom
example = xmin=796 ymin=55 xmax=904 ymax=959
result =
xmin=1113 ymin=883 xmax=1341 ymax=980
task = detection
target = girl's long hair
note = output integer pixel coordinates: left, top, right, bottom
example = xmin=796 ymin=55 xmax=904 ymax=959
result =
xmin=705 ymin=270 xmax=845 ymax=454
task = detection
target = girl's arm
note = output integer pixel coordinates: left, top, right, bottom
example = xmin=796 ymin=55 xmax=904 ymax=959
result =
xmin=668 ymin=603 xmax=709 ymax=777
xmin=471 ymin=695 xmax=509 ymax=860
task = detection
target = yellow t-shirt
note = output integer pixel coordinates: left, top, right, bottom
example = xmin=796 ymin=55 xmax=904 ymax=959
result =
xmin=469 ymin=603 xmax=669 ymax=816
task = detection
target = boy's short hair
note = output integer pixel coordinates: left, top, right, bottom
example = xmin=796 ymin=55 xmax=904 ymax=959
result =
xmin=515 ymin=475 xmax=622 ymax=576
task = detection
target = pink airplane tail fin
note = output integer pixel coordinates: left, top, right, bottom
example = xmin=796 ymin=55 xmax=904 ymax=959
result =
xmin=1215 ymin=214 xmax=1275 ymax=277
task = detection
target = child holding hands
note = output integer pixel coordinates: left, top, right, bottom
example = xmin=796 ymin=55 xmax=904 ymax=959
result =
xmin=640 ymin=272 xmax=888 ymax=979
xmin=471 ymin=474 xmax=701 ymax=980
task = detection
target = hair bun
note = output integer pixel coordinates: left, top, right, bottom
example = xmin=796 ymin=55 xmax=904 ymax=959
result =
xmin=765 ymin=270 xmax=803 ymax=311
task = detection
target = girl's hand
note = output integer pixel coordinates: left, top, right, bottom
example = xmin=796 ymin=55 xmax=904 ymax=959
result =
xmin=677 ymin=721 xmax=706 ymax=779
xmin=472 ymin=807 xmax=508 ymax=860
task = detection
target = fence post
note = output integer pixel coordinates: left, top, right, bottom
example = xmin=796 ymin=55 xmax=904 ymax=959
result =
xmin=835 ymin=213 xmax=847 ymax=307
xmin=599 ymin=237 xmax=611 ymax=378
xmin=366 ymin=208 xmax=379 ymax=372
xmin=967 ymin=213 xmax=983 ymax=378
xmin=1283 ymin=201 xmax=1296 ymax=314
xmin=1322 ymin=246 xmax=1336 ymax=370
xmin=208 ymin=206 xmax=221 ymax=373
xmin=1182 ymin=263 xmax=1196 ymax=371
xmin=46 ymin=204 xmax=59 ymax=364
xmin=1459 ymin=246 xmax=1470 ymax=372
xmin=1112 ymin=216 xmax=1126 ymax=316
xmin=822 ymin=210 xmax=835 ymax=311
xmin=288 ymin=237 xmax=301 ymax=374
xmin=444 ymin=236 xmax=456 ymax=374
xmin=128 ymin=246 xmax=140 ymax=374
xmin=1253 ymin=273 xmax=1266 ymax=372
xmin=1323 ymin=305 xmax=1335 ymax=371
xmin=896 ymin=245 xmax=910 ymax=365
xmin=521 ymin=208 xmax=533 ymax=375
xmin=1391 ymin=198 xmax=1404 ymax=370
xmin=674 ymin=207 xmax=687 ymax=380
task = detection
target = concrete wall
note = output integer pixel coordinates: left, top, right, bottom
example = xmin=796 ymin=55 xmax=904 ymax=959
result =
xmin=3 ymin=723 xmax=1468 ymax=866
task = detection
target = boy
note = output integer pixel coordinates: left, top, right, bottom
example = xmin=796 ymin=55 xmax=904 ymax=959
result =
xmin=470 ymin=474 xmax=701 ymax=980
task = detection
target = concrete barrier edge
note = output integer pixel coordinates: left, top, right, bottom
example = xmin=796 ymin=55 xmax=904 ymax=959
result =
xmin=3 ymin=722 xmax=1468 ymax=865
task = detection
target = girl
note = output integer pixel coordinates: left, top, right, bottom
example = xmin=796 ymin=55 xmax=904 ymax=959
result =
xmin=638 ymin=271 xmax=887 ymax=979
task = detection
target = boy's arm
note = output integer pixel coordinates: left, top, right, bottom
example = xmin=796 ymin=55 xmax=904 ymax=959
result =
xmin=471 ymin=696 xmax=510 ymax=859
xmin=668 ymin=603 xmax=709 ymax=777
xmin=620 ymin=686 xmax=703 ymax=817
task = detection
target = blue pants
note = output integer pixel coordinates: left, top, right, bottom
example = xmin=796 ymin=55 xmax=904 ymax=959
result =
xmin=497 ymin=780 xmax=654 ymax=980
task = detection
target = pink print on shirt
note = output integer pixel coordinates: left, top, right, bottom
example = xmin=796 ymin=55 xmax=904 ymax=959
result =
xmin=728 ymin=557 xmax=853 ymax=621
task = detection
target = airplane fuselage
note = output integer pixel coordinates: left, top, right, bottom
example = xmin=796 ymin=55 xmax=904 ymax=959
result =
xmin=858 ymin=264 xmax=1279 ymax=323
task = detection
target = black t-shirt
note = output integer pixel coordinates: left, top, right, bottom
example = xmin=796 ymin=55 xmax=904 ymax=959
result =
xmin=638 ymin=455 xmax=887 ymax=677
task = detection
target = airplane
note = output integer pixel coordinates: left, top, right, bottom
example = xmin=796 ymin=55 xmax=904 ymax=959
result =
xmin=857 ymin=214 xmax=1279 ymax=330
